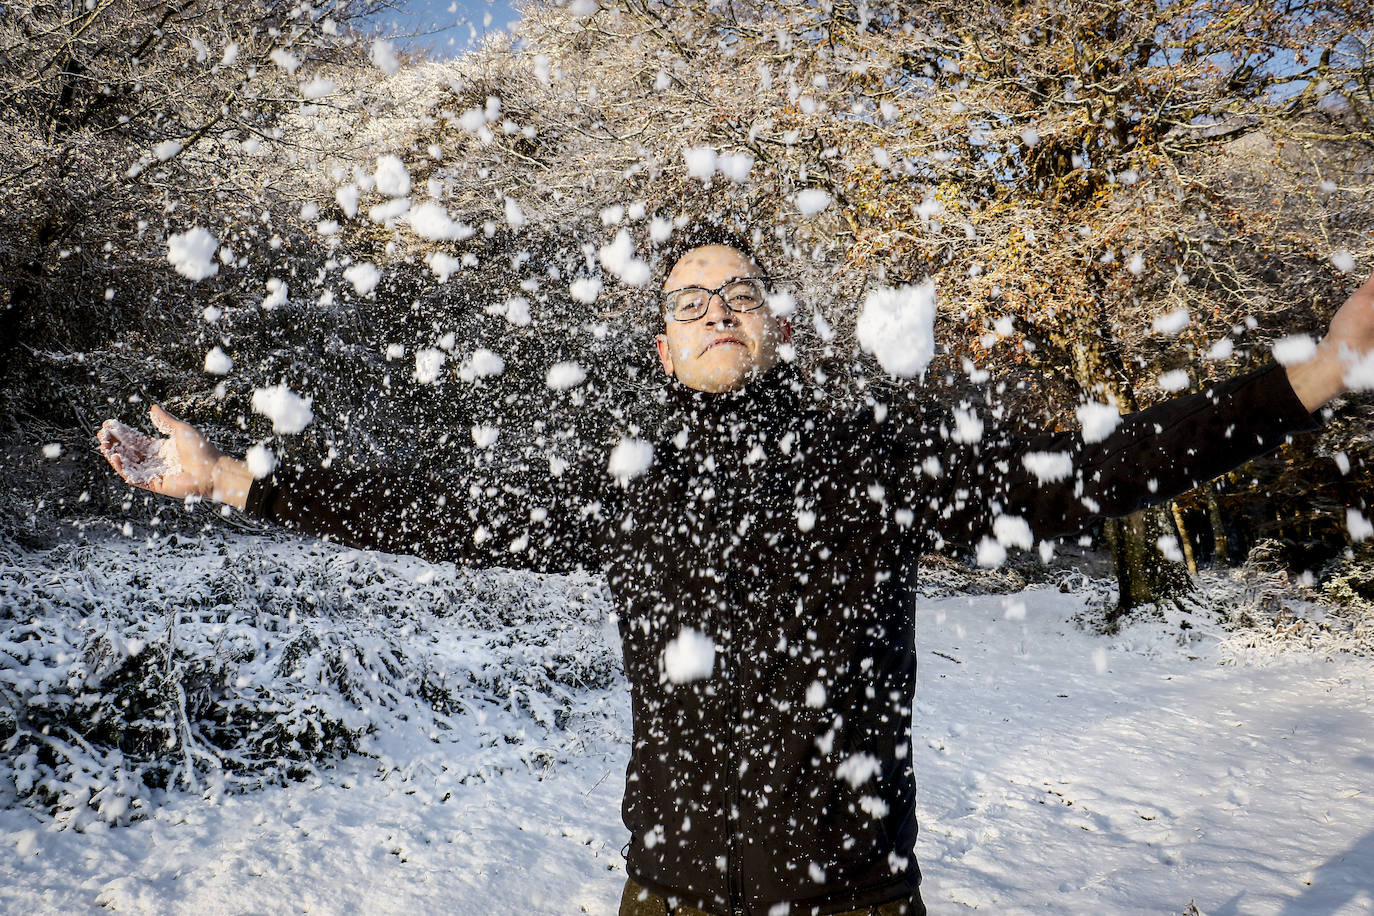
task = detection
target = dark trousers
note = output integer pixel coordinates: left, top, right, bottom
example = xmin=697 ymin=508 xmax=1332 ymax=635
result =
xmin=619 ymin=877 xmax=927 ymax=916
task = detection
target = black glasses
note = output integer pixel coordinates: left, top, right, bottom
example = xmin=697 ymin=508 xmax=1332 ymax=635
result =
xmin=662 ymin=277 xmax=770 ymax=322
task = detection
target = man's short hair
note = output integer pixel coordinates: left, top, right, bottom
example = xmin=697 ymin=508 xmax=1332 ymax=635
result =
xmin=655 ymin=223 xmax=766 ymax=321
xmin=656 ymin=223 xmax=764 ymax=284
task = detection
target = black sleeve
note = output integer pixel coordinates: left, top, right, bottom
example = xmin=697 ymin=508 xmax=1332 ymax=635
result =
xmin=240 ymin=451 xmax=611 ymax=573
xmin=899 ymin=363 xmax=1321 ymax=550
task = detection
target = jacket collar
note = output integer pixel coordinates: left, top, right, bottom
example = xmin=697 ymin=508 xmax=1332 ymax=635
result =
xmin=665 ymin=362 xmax=806 ymax=436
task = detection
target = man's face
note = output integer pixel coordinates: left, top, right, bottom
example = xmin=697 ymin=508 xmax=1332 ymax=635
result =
xmin=656 ymin=245 xmax=792 ymax=393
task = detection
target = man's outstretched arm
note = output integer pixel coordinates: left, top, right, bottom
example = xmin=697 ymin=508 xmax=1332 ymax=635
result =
xmin=920 ymin=269 xmax=1374 ymax=549
xmin=98 ymin=407 xmax=601 ymax=572
xmin=98 ymin=404 xmax=254 ymax=508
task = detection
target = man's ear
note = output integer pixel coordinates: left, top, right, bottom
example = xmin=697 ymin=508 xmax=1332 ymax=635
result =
xmin=655 ymin=334 xmax=675 ymax=376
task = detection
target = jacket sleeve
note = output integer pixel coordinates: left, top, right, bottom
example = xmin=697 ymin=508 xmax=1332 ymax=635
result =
xmin=240 ymin=451 xmax=609 ymax=573
xmin=902 ymin=363 xmax=1321 ymax=550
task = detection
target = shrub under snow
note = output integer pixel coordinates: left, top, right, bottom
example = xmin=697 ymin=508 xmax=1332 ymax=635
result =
xmin=0 ymin=531 xmax=621 ymax=830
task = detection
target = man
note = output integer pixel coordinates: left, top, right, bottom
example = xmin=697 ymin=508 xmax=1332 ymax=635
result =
xmin=100 ymin=229 xmax=1373 ymax=916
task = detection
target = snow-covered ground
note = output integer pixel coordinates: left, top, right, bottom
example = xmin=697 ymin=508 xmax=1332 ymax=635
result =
xmin=3 ymin=541 xmax=1372 ymax=915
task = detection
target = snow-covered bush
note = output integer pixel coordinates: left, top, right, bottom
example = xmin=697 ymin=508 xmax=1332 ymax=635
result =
xmin=0 ymin=531 xmax=621 ymax=829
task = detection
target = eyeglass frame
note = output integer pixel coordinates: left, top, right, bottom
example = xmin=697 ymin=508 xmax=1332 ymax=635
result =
xmin=661 ymin=276 xmax=774 ymax=322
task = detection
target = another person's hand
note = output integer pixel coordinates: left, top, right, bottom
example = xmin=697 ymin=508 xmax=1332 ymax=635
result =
xmin=97 ymin=405 xmax=252 ymax=508
xmin=1287 ymin=269 xmax=1374 ymax=411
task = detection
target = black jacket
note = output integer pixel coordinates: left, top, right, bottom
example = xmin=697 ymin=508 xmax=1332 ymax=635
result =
xmin=243 ymin=362 xmax=1317 ymax=915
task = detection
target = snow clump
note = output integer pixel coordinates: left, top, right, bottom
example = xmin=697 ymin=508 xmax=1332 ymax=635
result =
xmin=546 ymin=361 xmax=587 ymax=391
xmin=662 ymin=628 xmax=716 ymax=684
xmin=794 ymin=188 xmax=832 ymax=216
xmin=993 ymin=514 xmax=1034 ymax=550
xmin=250 ymin=384 xmax=314 ymax=435
xmin=1271 ymin=334 xmax=1318 ymax=366
xmin=414 ymin=348 xmax=447 ymax=385
xmin=1076 ymin=401 xmax=1121 ymax=443
xmin=1021 ymin=451 xmax=1073 ymax=483
xmin=343 ymin=262 xmax=381 ymax=296
xmin=203 ymin=347 xmax=233 ymax=375
xmin=460 ymin=348 xmax=505 ymax=381
xmin=835 ymin=752 xmax=882 ymax=788
xmin=683 ymin=147 xmax=717 ymax=181
xmin=42 ymin=443 xmax=61 ymax=459
xmin=374 ymin=155 xmax=410 ymax=197
xmin=245 ymin=443 xmax=277 ymax=478
xmin=408 ymin=202 xmax=473 ymax=241
xmin=504 ymin=197 xmax=526 ymax=230
xmin=717 ymin=152 xmax=755 ymax=183
xmin=1330 ymin=250 xmax=1356 ymax=274
xmin=1341 ymin=349 xmax=1374 ymax=391
xmin=855 ymin=280 xmax=937 ymax=378
xmin=608 ymin=437 xmax=654 ymax=483
xmin=569 ymin=277 xmax=603 ymax=304
xmin=1152 ymin=308 xmax=1190 ymax=335
xmin=471 ymin=425 xmax=499 ymax=449
xmin=426 ymin=252 xmax=461 ymax=283
xmin=370 ymin=39 xmax=399 ymax=74
xmin=1157 ymin=369 xmax=1189 ymax=392
xmin=301 ymin=77 xmax=335 ymax=99
xmin=166 ymin=227 xmax=219 ymax=281
xmin=153 ymin=140 xmax=182 ymax=161
xmin=1347 ymin=509 xmax=1373 ymax=542
xmin=598 ymin=230 xmax=651 ymax=286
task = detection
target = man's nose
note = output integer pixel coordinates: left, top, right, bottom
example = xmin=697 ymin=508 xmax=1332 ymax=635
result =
xmin=703 ymin=293 xmax=738 ymax=326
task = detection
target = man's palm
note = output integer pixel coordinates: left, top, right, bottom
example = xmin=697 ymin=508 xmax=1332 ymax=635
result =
xmin=98 ymin=405 xmax=223 ymax=500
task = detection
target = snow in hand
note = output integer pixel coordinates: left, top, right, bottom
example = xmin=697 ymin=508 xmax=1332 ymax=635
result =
xmin=607 ymin=437 xmax=653 ymax=482
xmin=2 ymin=532 xmax=1372 ymax=914
xmin=96 ymin=419 xmax=182 ymax=485
xmin=855 ymin=280 xmax=937 ymax=378
xmin=250 ymin=384 xmax=313 ymax=435
xmin=166 ymin=227 xmax=219 ymax=281
xmin=662 ymin=628 xmax=715 ymax=683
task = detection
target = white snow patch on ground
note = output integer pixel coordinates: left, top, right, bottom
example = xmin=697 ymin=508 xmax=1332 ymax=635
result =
xmin=855 ymin=281 xmax=937 ymax=378
xmin=2 ymin=530 xmax=1374 ymax=916
xmin=2 ymin=534 xmax=1371 ymax=916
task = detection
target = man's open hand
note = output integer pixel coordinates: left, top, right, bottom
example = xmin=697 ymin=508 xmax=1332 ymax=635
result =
xmin=97 ymin=405 xmax=252 ymax=508
xmin=1287 ymin=268 xmax=1374 ymax=411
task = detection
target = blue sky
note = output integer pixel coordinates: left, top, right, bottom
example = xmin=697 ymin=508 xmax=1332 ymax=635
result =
xmin=374 ymin=0 xmax=524 ymax=57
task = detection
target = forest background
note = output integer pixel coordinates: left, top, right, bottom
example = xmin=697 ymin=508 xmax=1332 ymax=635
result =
xmin=2 ymin=0 xmax=1374 ymax=829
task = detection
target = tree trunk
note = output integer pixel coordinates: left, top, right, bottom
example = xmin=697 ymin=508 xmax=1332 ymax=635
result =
xmin=1170 ymin=502 xmax=1199 ymax=575
xmin=1102 ymin=505 xmax=1194 ymax=625
xmin=1205 ymin=480 xmax=1230 ymax=566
